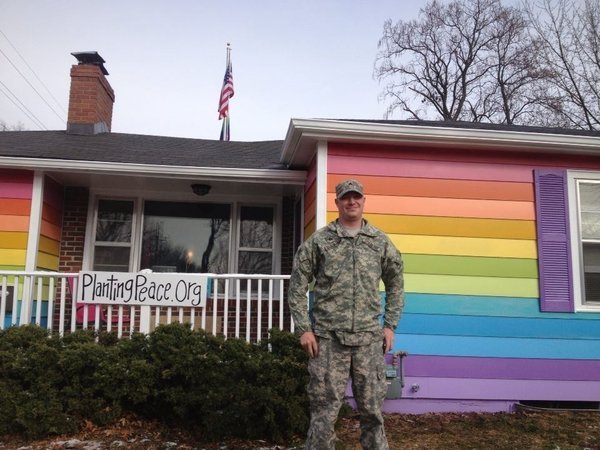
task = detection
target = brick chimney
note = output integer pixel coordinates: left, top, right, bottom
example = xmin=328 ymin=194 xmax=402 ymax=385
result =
xmin=67 ymin=52 xmax=115 ymax=135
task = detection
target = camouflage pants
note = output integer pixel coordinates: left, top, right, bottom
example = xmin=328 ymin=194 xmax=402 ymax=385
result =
xmin=305 ymin=335 xmax=388 ymax=450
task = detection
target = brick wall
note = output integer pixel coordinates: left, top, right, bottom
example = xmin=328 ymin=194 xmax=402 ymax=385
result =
xmin=58 ymin=187 xmax=89 ymax=273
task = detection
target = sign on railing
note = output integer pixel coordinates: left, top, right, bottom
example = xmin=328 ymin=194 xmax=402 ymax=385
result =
xmin=78 ymin=271 xmax=211 ymax=308
xmin=0 ymin=271 xmax=292 ymax=342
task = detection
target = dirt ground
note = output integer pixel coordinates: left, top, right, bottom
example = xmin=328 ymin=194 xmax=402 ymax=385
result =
xmin=1 ymin=410 xmax=599 ymax=449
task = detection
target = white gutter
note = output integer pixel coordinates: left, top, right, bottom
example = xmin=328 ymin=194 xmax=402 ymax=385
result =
xmin=0 ymin=156 xmax=306 ymax=185
xmin=281 ymin=118 xmax=600 ymax=166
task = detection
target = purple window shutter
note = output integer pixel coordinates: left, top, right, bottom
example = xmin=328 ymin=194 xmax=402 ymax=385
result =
xmin=534 ymin=170 xmax=574 ymax=312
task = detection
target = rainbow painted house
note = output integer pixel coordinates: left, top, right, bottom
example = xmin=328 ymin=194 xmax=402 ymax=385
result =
xmin=1 ymin=51 xmax=600 ymax=414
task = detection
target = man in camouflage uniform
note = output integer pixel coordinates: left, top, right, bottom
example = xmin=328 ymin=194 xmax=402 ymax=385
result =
xmin=288 ymin=179 xmax=404 ymax=450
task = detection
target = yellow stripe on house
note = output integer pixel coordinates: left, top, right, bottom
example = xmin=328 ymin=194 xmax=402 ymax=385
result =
xmin=37 ymin=252 xmax=59 ymax=270
xmin=405 ymin=273 xmax=539 ymax=297
xmin=389 ymin=234 xmax=537 ymax=259
xmin=363 ymin=214 xmax=536 ymax=240
xmin=0 ymin=232 xmax=28 ymax=249
xmin=0 ymin=248 xmax=26 ymax=266
xmin=39 ymin=236 xmax=60 ymax=256
xmin=325 ymin=212 xmax=536 ymax=240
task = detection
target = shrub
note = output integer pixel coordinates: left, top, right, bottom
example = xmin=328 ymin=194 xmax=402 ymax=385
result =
xmin=0 ymin=324 xmax=310 ymax=442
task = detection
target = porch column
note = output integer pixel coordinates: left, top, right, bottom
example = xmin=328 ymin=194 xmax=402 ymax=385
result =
xmin=21 ymin=171 xmax=44 ymax=325
xmin=315 ymin=140 xmax=328 ymax=230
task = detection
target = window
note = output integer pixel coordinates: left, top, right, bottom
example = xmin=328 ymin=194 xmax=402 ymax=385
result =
xmin=569 ymin=174 xmax=600 ymax=311
xmin=141 ymin=201 xmax=230 ymax=273
xmin=92 ymin=200 xmax=134 ymax=272
xmin=238 ymin=206 xmax=274 ymax=274
xmin=88 ymin=198 xmax=277 ymax=278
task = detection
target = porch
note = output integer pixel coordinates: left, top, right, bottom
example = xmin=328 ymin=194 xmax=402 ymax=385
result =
xmin=0 ymin=270 xmax=294 ymax=342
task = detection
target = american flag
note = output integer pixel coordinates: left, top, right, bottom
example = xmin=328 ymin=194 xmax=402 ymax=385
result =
xmin=218 ymin=53 xmax=234 ymax=121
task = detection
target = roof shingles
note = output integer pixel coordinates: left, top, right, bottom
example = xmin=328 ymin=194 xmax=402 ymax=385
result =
xmin=0 ymin=131 xmax=286 ymax=170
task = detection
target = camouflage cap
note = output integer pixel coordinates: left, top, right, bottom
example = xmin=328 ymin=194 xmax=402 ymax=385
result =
xmin=335 ymin=179 xmax=364 ymax=198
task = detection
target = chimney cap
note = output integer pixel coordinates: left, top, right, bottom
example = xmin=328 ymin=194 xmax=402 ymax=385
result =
xmin=71 ymin=51 xmax=109 ymax=75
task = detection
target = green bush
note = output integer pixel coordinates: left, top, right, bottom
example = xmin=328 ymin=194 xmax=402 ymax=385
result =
xmin=0 ymin=324 xmax=310 ymax=442
xmin=0 ymin=326 xmax=74 ymax=437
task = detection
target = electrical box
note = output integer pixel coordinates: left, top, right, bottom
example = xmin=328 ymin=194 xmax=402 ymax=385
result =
xmin=385 ymin=351 xmax=407 ymax=400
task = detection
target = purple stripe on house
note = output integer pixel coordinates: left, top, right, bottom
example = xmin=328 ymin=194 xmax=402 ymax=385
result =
xmin=404 ymin=355 xmax=600 ymax=381
xmin=380 ymin=399 xmax=515 ymax=414
xmin=347 ymin=377 xmax=600 ymax=402
xmin=394 ymin=377 xmax=600 ymax=402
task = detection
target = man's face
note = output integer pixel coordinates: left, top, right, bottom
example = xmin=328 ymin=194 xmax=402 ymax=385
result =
xmin=335 ymin=192 xmax=365 ymax=222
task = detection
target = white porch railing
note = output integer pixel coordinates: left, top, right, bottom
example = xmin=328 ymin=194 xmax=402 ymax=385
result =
xmin=0 ymin=271 xmax=293 ymax=342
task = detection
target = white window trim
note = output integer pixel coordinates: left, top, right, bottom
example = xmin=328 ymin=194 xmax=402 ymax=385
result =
xmin=567 ymin=170 xmax=600 ymax=312
xmin=84 ymin=191 xmax=282 ymax=276
xmin=83 ymin=196 xmax=138 ymax=273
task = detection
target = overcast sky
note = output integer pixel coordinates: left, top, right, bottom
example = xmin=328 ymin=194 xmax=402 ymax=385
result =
xmin=0 ymin=1 xmax=430 ymax=141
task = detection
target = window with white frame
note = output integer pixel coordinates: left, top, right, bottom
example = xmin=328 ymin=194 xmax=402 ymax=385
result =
xmin=89 ymin=198 xmax=276 ymax=277
xmin=92 ymin=199 xmax=134 ymax=272
xmin=237 ymin=206 xmax=274 ymax=275
xmin=568 ymin=172 xmax=600 ymax=311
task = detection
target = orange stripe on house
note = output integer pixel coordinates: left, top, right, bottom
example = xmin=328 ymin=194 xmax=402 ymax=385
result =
xmin=304 ymin=198 xmax=316 ymax=227
xmin=304 ymin=217 xmax=316 ymax=239
xmin=0 ymin=198 xmax=31 ymax=216
xmin=327 ymin=174 xmax=534 ymax=202
xmin=40 ymin=220 xmax=61 ymax=241
xmin=326 ymin=194 xmax=534 ymax=220
xmin=42 ymin=202 xmax=62 ymax=226
xmin=0 ymin=215 xmax=29 ymax=232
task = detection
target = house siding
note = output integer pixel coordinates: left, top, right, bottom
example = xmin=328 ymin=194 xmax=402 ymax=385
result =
xmin=327 ymin=142 xmax=600 ymax=412
xmin=0 ymin=170 xmax=32 ymax=270
xmin=304 ymin=154 xmax=317 ymax=238
xmin=37 ymin=176 xmax=63 ymax=271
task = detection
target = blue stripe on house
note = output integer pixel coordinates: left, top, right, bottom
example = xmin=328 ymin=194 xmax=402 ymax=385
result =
xmin=399 ymin=313 xmax=600 ymax=339
xmin=403 ymin=293 xmax=600 ymax=319
xmin=393 ymin=334 xmax=600 ymax=359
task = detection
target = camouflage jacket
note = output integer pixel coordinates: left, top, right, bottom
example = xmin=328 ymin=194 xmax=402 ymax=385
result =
xmin=288 ymin=219 xmax=404 ymax=335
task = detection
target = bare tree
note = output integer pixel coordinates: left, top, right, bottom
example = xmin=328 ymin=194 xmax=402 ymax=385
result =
xmin=375 ymin=0 xmax=503 ymax=121
xmin=473 ymin=5 xmax=554 ymax=125
xmin=0 ymin=120 xmax=25 ymax=131
xmin=525 ymin=0 xmax=600 ymax=130
xmin=375 ymin=0 xmax=599 ymax=128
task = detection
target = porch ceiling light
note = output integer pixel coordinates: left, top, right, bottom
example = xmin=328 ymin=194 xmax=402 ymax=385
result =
xmin=191 ymin=183 xmax=211 ymax=196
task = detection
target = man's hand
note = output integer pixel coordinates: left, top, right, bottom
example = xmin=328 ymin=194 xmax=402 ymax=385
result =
xmin=383 ymin=327 xmax=394 ymax=353
xmin=300 ymin=331 xmax=318 ymax=358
